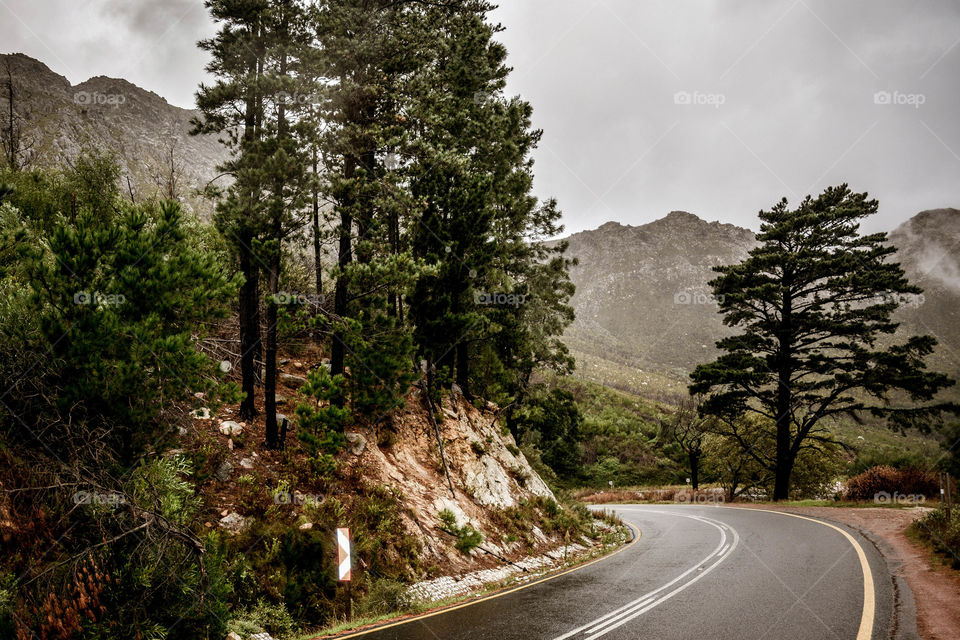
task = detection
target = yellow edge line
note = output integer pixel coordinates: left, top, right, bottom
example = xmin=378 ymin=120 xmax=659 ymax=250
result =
xmin=720 ymin=506 xmax=875 ymax=640
xmin=318 ymin=522 xmax=642 ymax=639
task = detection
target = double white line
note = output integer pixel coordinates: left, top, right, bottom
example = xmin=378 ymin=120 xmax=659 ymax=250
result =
xmin=554 ymin=511 xmax=740 ymax=640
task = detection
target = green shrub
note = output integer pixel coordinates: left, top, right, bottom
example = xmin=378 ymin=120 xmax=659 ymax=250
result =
xmin=437 ymin=508 xmax=483 ymax=554
xmin=359 ymin=578 xmax=412 ymax=616
xmin=228 ymin=599 xmax=297 ymax=640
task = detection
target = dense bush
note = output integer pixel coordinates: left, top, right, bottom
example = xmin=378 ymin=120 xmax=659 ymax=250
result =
xmin=843 ymin=465 xmax=940 ymax=501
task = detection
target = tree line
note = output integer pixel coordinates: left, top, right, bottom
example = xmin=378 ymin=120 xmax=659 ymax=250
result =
xmin=192 ymin=0 xmax=575 ymax=449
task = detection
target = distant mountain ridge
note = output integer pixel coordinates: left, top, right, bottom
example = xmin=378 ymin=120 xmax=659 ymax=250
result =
xmin=560 ymin=208 xmax=960 ymax=395
xmin=1 ymin=52 xmax=227 ymax=216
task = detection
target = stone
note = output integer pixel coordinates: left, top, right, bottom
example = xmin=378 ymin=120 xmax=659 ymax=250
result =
xmin=239 ymin=457 xmax=255 ymax=469
xmin=219 ymin=512 xmax=247 ymax=533
xmin=279 ymin=358 xmax=290 ymax=365
xmin=250 ymin=633 xmax=275 ymax=640
xmin=442 ymin=408 xmax=458 ymax=420
xmin=177 ymin=426 xmax=188 ymax=436
xmin=345 ymin=432 xmax=367 ymax=455
xmin=189 ymin=407 xmax=211 ymax=420
xmin=214 ymin=461 xmax=233 ymax=482
xmin=281 ymin=373 xmax=307 ymax=386
xmin=226 ymin=632 xmax=242 ymax=640
xmin=219 ymin=421 xmax=243 ymax=436
xmin=299 ymin=522 xmax=314 ymax=530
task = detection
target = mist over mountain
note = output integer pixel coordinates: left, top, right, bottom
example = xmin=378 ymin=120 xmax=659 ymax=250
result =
xmin=561 ymin=208 xmax=960 ymax=394
xmin=1 ymin=53 xmax=227 ymax=216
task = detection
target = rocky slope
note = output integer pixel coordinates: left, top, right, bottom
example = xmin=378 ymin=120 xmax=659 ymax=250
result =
xmin=1 ymin=52 xmax=227 ymax=216
xmin=559 ymin=212 xmax=757 ymax=384
xmin=560 ymin=209 xmax=960 ymax=392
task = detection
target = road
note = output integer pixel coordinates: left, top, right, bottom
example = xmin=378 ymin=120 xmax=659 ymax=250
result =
xmin=339 ymin=505 xmax=900 ymax=640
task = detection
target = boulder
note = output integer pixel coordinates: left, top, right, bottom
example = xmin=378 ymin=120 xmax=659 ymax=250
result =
xmin=189 ymin=407 xmax=211 ymax=420
xmin=345 ymin=432 xmax=367 ymax=455
xmin=281 ymin=373 xmax=308 ymax=386
xmin=239 ymin=457 xmax=255 ymax=470
xmin=219 ymin=421 xmax=243 ymax=436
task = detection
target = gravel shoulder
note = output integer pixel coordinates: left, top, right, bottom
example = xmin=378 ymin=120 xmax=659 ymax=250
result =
xmin=736 ymin=504 xmax=960 ymax=640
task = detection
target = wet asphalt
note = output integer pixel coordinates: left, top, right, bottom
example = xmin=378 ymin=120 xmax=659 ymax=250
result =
xmin=343 ymin=505 xmax=897 ymax=640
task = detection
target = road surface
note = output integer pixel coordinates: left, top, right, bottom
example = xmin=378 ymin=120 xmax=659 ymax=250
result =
xmin=338 ymin=505 xmax=901 ymax=640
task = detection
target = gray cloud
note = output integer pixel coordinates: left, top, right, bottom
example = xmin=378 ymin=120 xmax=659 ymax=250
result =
xmin=0 ymin=0 xmax=957 ymax=234
xmin=491 ymin=0 xmax=960 ymax=234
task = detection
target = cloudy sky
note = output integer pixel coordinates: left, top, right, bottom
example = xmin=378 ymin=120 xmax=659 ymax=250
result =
xmin=1 ymin=0 xmax=958 ymax=233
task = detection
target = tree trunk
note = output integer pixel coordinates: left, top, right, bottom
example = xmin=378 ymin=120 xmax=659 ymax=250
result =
xmin=689 ymin=450 xmax=700 ymax=490
xmin=330 ymin=154 xmax=355 ymax=390
xmin=312 ymin=146 xmax=322 ymax=298
xmin=455 ymin=340 xmax=470 ymax=398
xmin=264 ymin=35 xmax=288 ymax=450
xmin=238 ymin=238 xmax=261 ymax=420
xmin=264 ymin=255 xmax=280 ymax=448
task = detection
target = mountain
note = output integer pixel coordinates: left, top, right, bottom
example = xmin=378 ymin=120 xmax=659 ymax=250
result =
xmin=1 ymin=52 xmax=227 ymax=216
xmin=561 ymin=209 xmax=960 ymax=396
xmin=559 ymin=211 xmax=757 ymax=392
xmin=887 ymin=208 xmax=960 ymax=382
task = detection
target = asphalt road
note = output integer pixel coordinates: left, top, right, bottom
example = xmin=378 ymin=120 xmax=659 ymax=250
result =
xmin=341 ymin=505 xmax=899 ymax=640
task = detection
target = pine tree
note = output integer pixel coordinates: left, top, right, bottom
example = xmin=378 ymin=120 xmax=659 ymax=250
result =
xmin=194 ymin=0 xmax=272 ymax=421
xmin=690 ymin=185 xmax=956 ymax=500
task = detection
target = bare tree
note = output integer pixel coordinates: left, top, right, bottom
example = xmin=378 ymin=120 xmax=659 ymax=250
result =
xmin=660 ymin=394 xmax=714 ymax=489
xmin=0 ymin=58 xmax=34 ymax=171
xmin=149 ymin=137 xmax=186 ymax=201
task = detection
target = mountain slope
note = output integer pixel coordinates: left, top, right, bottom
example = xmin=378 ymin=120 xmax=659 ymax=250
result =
xmin=560 ymin=212 xmax=756 ymax=387
xmin=561 ymin=209 xmax=960 ymax=394
xmin=1 ymin=52 xmax=227 ymax=216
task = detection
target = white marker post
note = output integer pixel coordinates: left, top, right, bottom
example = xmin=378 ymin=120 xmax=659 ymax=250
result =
xmin=337 ymin=527 xmax=352 ymax=618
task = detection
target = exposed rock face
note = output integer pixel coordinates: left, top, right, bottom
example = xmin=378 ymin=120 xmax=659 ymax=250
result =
xmin=348 ymin=391 xmax=557 ymax=570
xmin=0 ymin=53 xmax=228 ymax=218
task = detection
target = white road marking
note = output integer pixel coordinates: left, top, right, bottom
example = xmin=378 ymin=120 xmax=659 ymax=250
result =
xmin=552 ymin=511 xmax=740 ymax=640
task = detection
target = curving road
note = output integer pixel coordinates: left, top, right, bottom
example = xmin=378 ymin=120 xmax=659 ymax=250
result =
xmin=336 ymin=505 xmax=904 ymax=640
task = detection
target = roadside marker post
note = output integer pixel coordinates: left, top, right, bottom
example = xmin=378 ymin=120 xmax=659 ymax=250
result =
xmin=337 ymin=527 xmax=353 ymax=619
